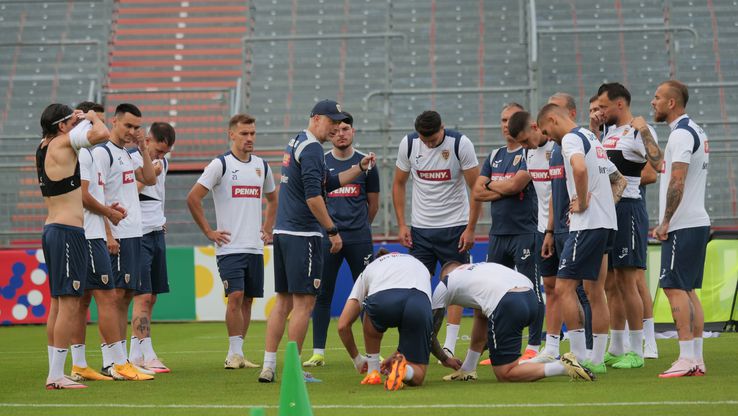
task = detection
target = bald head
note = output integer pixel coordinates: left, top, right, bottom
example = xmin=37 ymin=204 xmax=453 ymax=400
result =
xmin=660 ymin=80 xmax=689 ymax=108
xmin=651 ymin=80 xmax=689 ymax=123
xmin=548 ymin=92 xmax=577 ymax=122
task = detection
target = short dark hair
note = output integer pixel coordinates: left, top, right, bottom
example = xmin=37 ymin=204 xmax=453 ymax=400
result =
xmin=229 ymin=113 xmax=256 ymax=130
xmin=115 ymin=103 xmax=142 ymax=118
xmin=597 ymin=82 xmax=631 ymax=106
xmin=341 ymin=112 xmax=354 ymax=126
xmin=588 ymin=95 xmax=599 ymax=104
xmin=508 ymin=111 xmax=531 ymax=139
xmin=375 ymin=247 xmax=391 ymax=258
xmin=40 ymin=103 xmax=73 ymax=139
xmin=149 ymin=122 xmax=176 ymax=146
xmin=414 ymin=110 xmax=443 ymax=137
xmin=75 ymin=101 xmax=104 ymax=113
xmin=660 ymin=80 xmax=689 ymax=107
xmin=536 ymin=103 xmax=567 ymax=125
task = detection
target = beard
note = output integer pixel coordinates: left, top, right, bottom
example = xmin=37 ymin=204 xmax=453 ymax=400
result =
xmin=654 ymin=111 xmax=667 ymax=123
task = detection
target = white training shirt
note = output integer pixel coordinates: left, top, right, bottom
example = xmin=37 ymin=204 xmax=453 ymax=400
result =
xmin=92 ymin=142 xmax=143 ymax=239
xmin=659 ymin=115 xmax=710 ymax=231
xmin=561 ymin=127 xmax=617 ymax=231
xmin=79 ymin=147 xmax=107 ymax=240
xmin=348 ymin=253 xmax=432 ymax=306
xmin=603 ymin=124 xmax=658 ymax=199
xmin=526 ymin=140 xmax=555 ymax=233
xmin=131 ymin=150 xmax=168 ymax=234
xmin=197 ymin=152 xmax=276 ymax=256
xmin=431 ymin=262 xmax=533 ymax=318
xmin=395 ymin=133 xmax=478 ymax=228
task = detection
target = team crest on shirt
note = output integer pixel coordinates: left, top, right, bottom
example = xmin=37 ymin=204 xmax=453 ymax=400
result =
xmin=513 ymin=155 xmax=522 ymax=166
xmin=545 ymin=151 xmax=552 ymax=161
xmin=125 ymin=274 xmax=131 ymax=284
xmin=101 ymin=274 xmax=109 ymax=285
xmin=441 ymin=149 xmax=450 ymax=160
xmin=255 ymin=168 xmax=262 ymax=178
xmin=623 ymin=128 xmax=630 ymax=136
xmin=72 ymin=280 xmax=80 ymax=291
xmin=313 ymin=278 xmax=321 ymax=289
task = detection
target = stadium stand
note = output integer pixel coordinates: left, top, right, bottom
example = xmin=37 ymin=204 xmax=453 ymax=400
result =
xmin=1 ymin=0 xmax=738 ymax=247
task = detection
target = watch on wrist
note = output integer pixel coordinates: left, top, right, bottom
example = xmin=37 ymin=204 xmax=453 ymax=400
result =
xmin=484 ymin=180 xmax=492 ymax=191
xmin=326 ymin=226 xmax=339 ymax=236
xmin=545 ymin=229 xmax=554 ymax=235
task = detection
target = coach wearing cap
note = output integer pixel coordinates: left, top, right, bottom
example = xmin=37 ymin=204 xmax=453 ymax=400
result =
xmin=258 ymin=100 xmax=376 ymax=383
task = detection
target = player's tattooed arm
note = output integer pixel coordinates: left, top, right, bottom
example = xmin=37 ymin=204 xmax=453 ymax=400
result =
xmin=662 ymin=162 xmax=687 ymax=223
xmin=654 ymin=162 xmax=688 ymax=240
xmin=609 ymin=170 xmax=627 ymax=204
xmin=631 ymin=116 xmax=663 ymax=170
xmin=429 ymin=308 xmax=450 ymax=363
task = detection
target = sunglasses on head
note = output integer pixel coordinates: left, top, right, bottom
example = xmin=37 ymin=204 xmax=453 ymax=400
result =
xmin=51 ymin=113 xmax=74 ymax=125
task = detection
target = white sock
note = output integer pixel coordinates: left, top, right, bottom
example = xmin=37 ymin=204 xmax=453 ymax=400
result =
xmin=586 ymin=349 xmax=593 ymax=361
xmin=403 ymin=364 xmax=415 ymax=382
xmin=569 ymin=329 xmax=586 ymax=361
xmin=367 ymin=353 xmax=380 ymax=373
xmin=110 ymin=341 xmax=127 ymax=365
xmin=544 ymin=334 xmax=560 ymax=357
xmin=461 ymin=349 xmax=481 ymax=372
xmin=629 ymin=330 xmax=644 ymax=357
xmin=71 ymin=344 xmax=87 ymax=368
xmin=228 ymin=335 xmax=244 ymax=357
xmin=525 ymin=344 xmax=540 ymax=353
xmin=141 ymin=337 xmax=157 ymax=361
xmin=591 ymin=333 xmax=609 ymax=365
xmin=101 ymin=344 xmax=112 ymax=368
xmin=48 ymin=348 xmax=68 ymax=381
xmin=129 ymin=336 xmax=142 ymax=362
xmin=623 ymin=322 xmax=631 ymax=350
xmin=47 ymin=346 xmax=54 ymax=369
xmin=263 ymin=351 xmax=277 ymax=370
xmin=313 ymin=348 xmax=325 ymax=357
xmin=679 ymin=340 xmax=694 ymax=360
xmin=608 ymin=330 xmax=626 ymax=355
xmin=442 ymin=324 xmax=460 ymax=355
xmin=643 ymin=318 xmax=656 ymax=345
xmin=544 ymin=362 xmax=567 ymax=377
xmin=693 ymin=337 xmax=703 ymax=362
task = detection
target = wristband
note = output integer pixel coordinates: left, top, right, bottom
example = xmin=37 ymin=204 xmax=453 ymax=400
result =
xmin=545 ymin=229 xmax=554 ymax=235
xmin=484 ymin=180 xmax=492 ymax=191
xmin=326 ymin=226 xmax=339 ymax=236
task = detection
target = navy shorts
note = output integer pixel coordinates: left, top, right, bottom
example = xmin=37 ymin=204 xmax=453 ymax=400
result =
xmin=110 ymin=237 xmax=142 ymax=291
xmin=42 ymin=224 xmax=87 ymax=297
xmin=659 ymin=226 xmax=710 ymax=291
xmin=410 ymin=225 xmax=470 ymax=275
xmin=273 ymin=233 xmax=324 ymax=295
xmin=138 ymin=230 xmax=169 ymax=295
xmin=487 ymin=233 xmax=536 ymax=281
xmin=363 ymin=288 xmax=432 ymax=365
xmin=216 ymin=253 xmax=264 ymax=297
xmin=487 ymin=290 xmax=538 ymax=366
xmin=610 ymin=198 xmax=648 ymax=270
xmin=85 ymin=239 xmax=113 ymax=290
xmin=558 ymin=229 xmax=614 ymax=280
xmin=536 ymin=232 xmax=563 ymax=278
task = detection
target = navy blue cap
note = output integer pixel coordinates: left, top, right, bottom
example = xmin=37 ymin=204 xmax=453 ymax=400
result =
xmin=310 ymin=99 xmax=349 ymax=121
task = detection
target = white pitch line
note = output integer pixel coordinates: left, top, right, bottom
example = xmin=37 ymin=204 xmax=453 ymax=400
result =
xmin=1 ymin=401 xmax=736 ymax=410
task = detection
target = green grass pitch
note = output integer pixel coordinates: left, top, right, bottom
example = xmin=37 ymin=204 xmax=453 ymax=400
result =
xmin=1 ymin=319 xmax=736 ymax=416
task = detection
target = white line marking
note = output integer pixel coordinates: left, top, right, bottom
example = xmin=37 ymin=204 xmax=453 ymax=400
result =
xmin=0 ymin=401 xmax=736 ymax=410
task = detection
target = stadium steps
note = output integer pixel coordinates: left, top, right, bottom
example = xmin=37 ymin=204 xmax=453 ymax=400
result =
xmin=106 ymin=0 xmax=251 ymax=170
